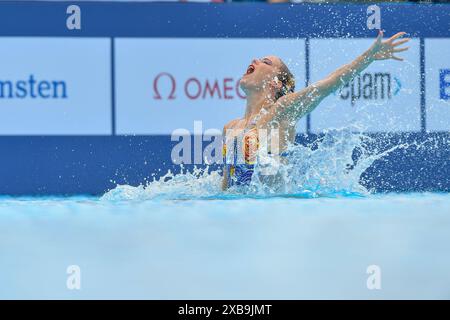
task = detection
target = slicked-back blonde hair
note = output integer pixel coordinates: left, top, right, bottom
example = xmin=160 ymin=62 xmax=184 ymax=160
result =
xmin=275 ymin=60 xmax=295 ymax=100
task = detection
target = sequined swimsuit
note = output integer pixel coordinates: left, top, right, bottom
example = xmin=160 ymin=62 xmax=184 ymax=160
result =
xmin=223 ymin=126 xmax=258 ymax=187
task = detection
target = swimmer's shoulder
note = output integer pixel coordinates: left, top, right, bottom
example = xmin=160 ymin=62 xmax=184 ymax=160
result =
xmin=223 ymin=118 xmax=242 ymax=132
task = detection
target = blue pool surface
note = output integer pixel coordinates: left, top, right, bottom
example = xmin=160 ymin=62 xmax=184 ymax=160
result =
xmin=1 ymin=192 xmax=450 ymax=299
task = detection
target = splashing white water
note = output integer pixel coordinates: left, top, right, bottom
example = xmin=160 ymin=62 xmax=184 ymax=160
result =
xmin=102 ymin=128 xmax=405 ymax=201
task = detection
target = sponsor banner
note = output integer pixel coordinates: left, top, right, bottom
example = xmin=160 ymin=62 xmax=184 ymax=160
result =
xmin=115 ymin=38 xmax=306 ymax=135
xmin=309 ymin=38 xmax=421 ymax=133
xmin=0 ymin=37 xmax=111 ymax=135
xmin=425 ymin=39 xmax=450 ymax=132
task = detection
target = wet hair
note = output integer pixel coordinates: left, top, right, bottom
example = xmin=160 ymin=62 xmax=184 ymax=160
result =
xmin=275 ymin=60 xmax=295 ymax=100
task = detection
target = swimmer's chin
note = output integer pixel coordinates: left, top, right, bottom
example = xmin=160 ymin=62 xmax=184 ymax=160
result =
xmin=238 ymin=77 xmax=252 ymax=92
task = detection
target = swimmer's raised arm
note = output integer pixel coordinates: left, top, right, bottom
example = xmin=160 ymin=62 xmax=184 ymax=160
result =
xmin=273 ymin=30 xmax=410 ymax=122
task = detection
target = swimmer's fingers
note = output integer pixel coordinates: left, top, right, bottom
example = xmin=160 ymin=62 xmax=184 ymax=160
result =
xmin=392 ymin=38 xmax=411 ymax=47
xmin=393 ymin=46 xmax=409 ymax=53
xmin=387 ymin=32 xmax=407 ymax=43
xmin=391 ymin=55 xmax=404 ymax=61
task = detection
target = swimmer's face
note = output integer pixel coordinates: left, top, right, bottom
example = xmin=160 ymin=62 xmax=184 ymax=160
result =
xmin=239 ymin=55 xmax=284 ymax=96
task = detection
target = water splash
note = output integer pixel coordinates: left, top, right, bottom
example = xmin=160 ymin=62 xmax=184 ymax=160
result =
xmin=102 ymin=127 xmax=407 ymax=201
xmin=102 ymin=166 xmax=223 ymax=201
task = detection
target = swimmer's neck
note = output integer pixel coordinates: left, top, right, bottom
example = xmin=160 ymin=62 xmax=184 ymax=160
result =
xmin=244 ymin=90 xmax=275 ymax=120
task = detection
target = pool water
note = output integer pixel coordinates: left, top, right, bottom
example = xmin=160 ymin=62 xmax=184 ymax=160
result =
xmin=1 ymin=192 xmax=450 ymax=299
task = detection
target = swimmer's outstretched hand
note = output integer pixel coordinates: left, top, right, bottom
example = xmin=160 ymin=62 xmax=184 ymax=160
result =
xmin=368 ymin=30 xmax=410 ymax=61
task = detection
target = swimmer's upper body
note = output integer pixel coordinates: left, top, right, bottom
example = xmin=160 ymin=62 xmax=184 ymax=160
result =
xmin=222 ymin=30 xmax=410 ymax=190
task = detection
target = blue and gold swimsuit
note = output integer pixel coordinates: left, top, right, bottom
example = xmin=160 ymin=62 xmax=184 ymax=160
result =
xmin=223 ymin=127 xmax=259 ymax=187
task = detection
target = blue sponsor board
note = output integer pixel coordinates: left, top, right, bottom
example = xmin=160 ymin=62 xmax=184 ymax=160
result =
xmin=115 ymin=38 xmax=306 ymax=134
xmin=309 ymin=38 xmax=422 ymax=133
xmin=441 ymin=70 xmax=450 ymax=100
xmin=0 ymin=37 xmax=111 ymax=135
xmin=425 ymin=39 xmax=450 ymax=132
xmin=0 ymin=2 xmax=449 ymax=194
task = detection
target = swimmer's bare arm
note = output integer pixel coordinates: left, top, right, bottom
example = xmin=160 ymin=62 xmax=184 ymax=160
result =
xmin=272 ymin=31 xmax=410 ymax=122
